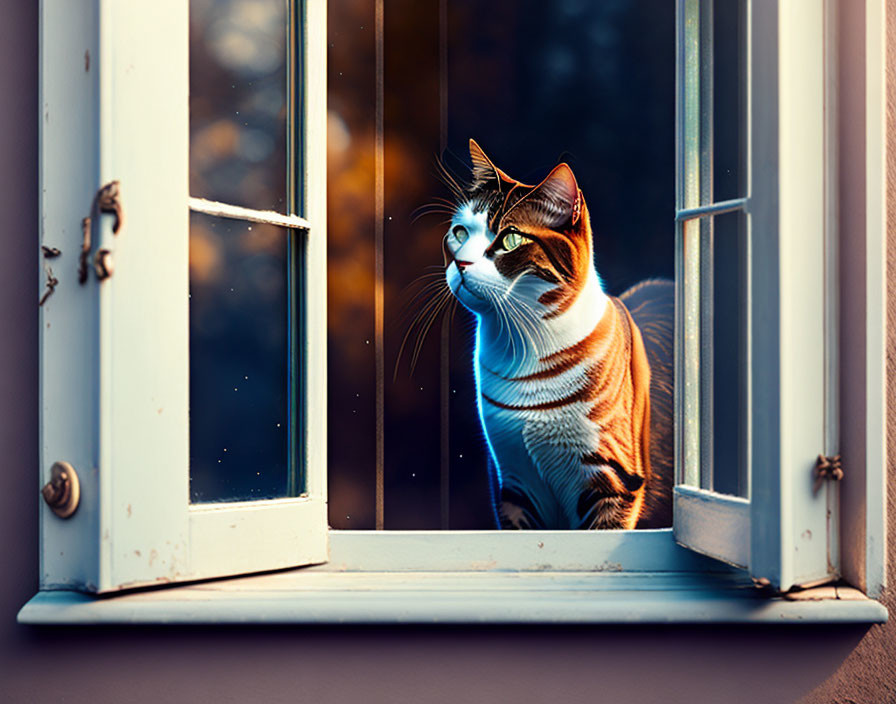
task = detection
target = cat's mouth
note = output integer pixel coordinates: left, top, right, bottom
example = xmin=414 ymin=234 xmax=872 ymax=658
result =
xmin=456 ymin=274 xmax=486 ymax=301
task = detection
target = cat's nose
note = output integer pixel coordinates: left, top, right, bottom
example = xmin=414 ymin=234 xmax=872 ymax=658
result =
xmin=455 ymin=259 xmax=473 ymax=270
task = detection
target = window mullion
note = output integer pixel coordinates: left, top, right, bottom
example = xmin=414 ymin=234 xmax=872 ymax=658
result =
xmin=187 ymin=197 xmax=311 ymax=230
xmin=698 ymin=0 xmax=715 ymax=491
xmin=676 ymin=0 xmax=702 ymax=487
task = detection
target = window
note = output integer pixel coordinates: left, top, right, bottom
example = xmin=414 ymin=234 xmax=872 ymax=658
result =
xmin=21 ymin=0 xmax=887 ymax=623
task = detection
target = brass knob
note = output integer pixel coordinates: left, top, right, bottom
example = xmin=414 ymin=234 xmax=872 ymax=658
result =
xmin=41 ymin=461 xmax=80 ymax=519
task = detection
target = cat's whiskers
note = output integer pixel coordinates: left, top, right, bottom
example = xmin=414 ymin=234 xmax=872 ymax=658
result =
xmin=501 ymin=269 xmax=531 ymax=302
xmin=433 ymin=157 xmax=467 ymax=202
xmin=393 ymin=275 xmax=455 ymax=379
xmin=477 ymin=280 xmax=560 ymax=372
xmin=480 ymin=287 xmax=514 ymax=361
xmin=411 ymin=208 xmax=455 ymax=226
xmin=498 ymin=271 xmax=563 ymax=362
xmin=409 ymin=287 xmax=456 ymax=373
xmin=502 ymin=287 xmax=557 ymax=349
xmin=481 ymin=284 xmax=523 ymax=367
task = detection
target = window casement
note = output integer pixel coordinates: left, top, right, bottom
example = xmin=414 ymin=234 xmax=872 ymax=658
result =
xmin=32 ymin=0 xmax=327 ymax=592
xmin=20 ymin=0 xmax=887 ymax=624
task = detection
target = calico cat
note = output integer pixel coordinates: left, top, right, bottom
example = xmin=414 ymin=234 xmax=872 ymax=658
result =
xmin=444 ymin=140 xmax=672 ymax=529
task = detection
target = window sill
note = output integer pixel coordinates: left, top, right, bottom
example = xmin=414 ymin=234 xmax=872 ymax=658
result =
xmin=18 ymin=569 xmax=887 ymax=626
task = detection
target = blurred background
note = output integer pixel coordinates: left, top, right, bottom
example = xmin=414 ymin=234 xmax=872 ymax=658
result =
xmin=326 ymin=0 xmax=677 ymax=529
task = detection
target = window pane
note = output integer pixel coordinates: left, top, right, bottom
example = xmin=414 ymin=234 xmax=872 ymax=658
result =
xmin=190 ymin=0 xmax=288 ymax=212
xmin=710 ymin=211 xmax=748 ymax=497
xmin=328 ymin=0 xmax=675 ymax=529
xmin=699 ymin=210 xmax=748 ymax=498
xmin=189 ymin=212 xmax=290 ymax=503
xmin=710 ymin=0 xmax=746 ymax=203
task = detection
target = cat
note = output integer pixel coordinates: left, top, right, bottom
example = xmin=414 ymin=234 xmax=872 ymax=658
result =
xmin=443 ymin=140 xmax=673 ymax=529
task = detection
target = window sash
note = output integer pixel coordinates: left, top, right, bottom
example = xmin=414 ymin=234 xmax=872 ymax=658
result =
xmin=672 ymin=0 xmax=838 ymax=591
xmin=39 ymin=0 xmax=328 ymax=593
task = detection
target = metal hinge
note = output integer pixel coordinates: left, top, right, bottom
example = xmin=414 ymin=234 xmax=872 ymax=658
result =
xmin=813 ymin=454 xmax=843 ymax=492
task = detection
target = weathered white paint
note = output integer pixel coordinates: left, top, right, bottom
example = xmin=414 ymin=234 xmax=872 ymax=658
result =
xmin=39 ymin=0 xmax=328 ymax=593
xmin=94 ymin=0 xmax=191 ymax=593
xmin=823 ymin=0 xmax=841 ymax=587
xmin=189 ymin=499 xmax=327 ymax=579
xmin=776 ymin=0 xmax=831 ymax=588
xmin=863 ymin=0 xmax=887 ymax=598
xmin=672 ymin=0 xmax=834 ymax=588
xmin=673 ymin=486 xmax=750 ymax=569
xmin=304 ymin=0 xmax=328 ymax=512
xmin=743 ymin=0 xmax=833 ymax=591
xmin=39 ymin=0 xmax=102 ymax=591
xmin=17 ymin=570 xmax=887 ymax=625
xmin=326 ymin=529 xmax=721 ymax=573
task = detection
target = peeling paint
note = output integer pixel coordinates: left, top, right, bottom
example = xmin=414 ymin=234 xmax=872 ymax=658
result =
xmin=593 ymin=561 xmax=624 ymax=572
xmin=126 ymin=503 xmax=132 ymax=518
xmin=469 ymin=560 xmax=498 ymax=571
xmin=149 ymin=549 xmax=158 ymax=566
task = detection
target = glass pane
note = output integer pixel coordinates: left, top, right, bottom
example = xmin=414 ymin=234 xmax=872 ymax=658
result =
xmin=326 ymin=0 xmax=377 ymax=528
xmin=190 ymin=0 xmax=288 ymax=212
xmin=189 ymin=212 xmax=290 ymax=503
xmin=710 ymin=0 xmax=746 ymax=203
xmin=700 ymin=210 xmax=748 ymax=497
xmin=328 ymin=0 xmax=675 ymax=529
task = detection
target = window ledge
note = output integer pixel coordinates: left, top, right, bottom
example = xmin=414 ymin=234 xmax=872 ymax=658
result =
xmin=18 ymin=570 xmax=888 ymax=625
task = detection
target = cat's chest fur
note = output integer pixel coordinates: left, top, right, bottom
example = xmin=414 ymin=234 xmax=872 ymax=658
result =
xmin=473 ymin=282 xmax=610 ymax=529
xmin=477 ymin=359 xmax=604 ymax=528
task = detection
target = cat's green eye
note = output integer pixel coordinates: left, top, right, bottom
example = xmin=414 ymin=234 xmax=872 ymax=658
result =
xmin=502 ymin=230 xmax=527 ymax=251
xmin=452 ymin=225 xmax=469 ymax=244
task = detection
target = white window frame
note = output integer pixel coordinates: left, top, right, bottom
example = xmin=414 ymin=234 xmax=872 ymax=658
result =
xmin=33 ymin=0 xmax=327 ymax=593
xmin=20 ymin=0 xmax=887 ymax=624
xmin=672 ymin=0 xmax=842 ymax=591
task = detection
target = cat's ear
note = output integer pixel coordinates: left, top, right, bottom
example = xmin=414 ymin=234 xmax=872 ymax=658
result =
xmin=504 ymin=163 xmax=582 ymax=230
xmin=469 ymin=139 xmax=513 ymax=192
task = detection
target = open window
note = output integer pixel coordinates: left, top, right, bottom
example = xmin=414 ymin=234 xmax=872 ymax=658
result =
xmin=671 ymin=0 xmax=887 ymax=596
xmin=23 ymin=0 xmax=887 ymax=621
xmin=670 ymin=0 xmax=839 ymax=589
xmin=36 ymin=0 xmax=326 ymax=592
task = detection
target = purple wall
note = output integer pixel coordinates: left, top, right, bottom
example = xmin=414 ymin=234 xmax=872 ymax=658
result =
xmin=1 ymin=2 xmax=893 ymax=702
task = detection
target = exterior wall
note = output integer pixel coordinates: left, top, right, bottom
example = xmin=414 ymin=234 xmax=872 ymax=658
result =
xmin=0 ymin=2 xmax=893 ymax=702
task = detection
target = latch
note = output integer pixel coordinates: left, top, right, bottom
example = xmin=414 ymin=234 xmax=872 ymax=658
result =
xmin=80 ymin=180 xmax=123 ymax=284
xmin=813 ymin=454 xmax=843 ymax=492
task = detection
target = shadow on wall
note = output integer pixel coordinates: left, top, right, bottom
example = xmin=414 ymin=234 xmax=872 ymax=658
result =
xmin=4 ymin=622 xmax=871 ymax=704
